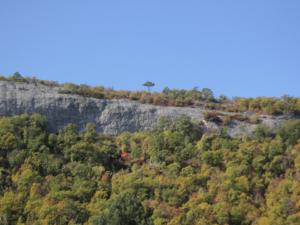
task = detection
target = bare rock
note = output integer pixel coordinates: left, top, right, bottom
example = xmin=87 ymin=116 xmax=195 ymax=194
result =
xmin=0 ymin=80 xmax=286 ymax=136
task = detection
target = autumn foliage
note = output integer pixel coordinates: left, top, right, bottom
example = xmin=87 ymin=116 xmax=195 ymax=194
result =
xmin=0 ymin=114 xmax=300 ymax=224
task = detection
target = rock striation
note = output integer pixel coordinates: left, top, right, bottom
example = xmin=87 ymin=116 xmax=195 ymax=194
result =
xmin=0 ymin=80 xmax=286 ymax=136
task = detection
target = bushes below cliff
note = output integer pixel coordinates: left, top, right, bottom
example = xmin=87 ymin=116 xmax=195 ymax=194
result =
xmin=0 ymin=114 xmax=300 ymax=224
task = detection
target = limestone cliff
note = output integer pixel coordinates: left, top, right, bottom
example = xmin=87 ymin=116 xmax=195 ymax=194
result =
xmin=0 ymin=80 xmax=285 ymax=136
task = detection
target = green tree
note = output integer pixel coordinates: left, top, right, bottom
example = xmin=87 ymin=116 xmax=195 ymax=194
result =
xmin=96 ymin=192 xmax=152 ymax=225
xmin=143 ymin=81 xmax=155 ymax=92
xmin=201 ymin=88 xmax=214 ymax=101
xmin=11 ymin=72 xmax=23 ymax=80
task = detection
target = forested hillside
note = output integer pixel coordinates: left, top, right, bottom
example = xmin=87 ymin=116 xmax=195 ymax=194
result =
xmin=0 ymin=114 xmax=300 ymax=225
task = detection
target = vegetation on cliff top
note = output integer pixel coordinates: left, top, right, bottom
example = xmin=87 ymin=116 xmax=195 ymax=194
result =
xmin=1 ymin=73 xmax=300 ymax=117
xmin=0 ymin=114 xmax=300 ymax=224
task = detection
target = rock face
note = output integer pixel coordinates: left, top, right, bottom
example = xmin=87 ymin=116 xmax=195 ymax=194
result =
xmin=0 ymin=80 xmax=285 ymax=136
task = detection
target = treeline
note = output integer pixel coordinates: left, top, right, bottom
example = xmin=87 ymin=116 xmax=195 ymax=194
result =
xmin=59 ymin=84 xmax=300 ymax=116
xmin=0 ymin=114 xmax=300 ymax=224
xmin=59 ymin=84 xmax=216 ymax=107
xmin=229 ymin=96 xmax=300 ymax=116
xmin=0 ymin=73 xmax=59 ymax=87
xmin=1 ymin=73 xmax=300 ymax=116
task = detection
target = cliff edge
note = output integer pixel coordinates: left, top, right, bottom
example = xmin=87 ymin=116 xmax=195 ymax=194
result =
xmin=0 ymin=80 xmax=285 ymax=136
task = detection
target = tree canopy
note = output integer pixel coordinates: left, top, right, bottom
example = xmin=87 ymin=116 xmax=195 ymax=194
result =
xmin=0 ymin=114 xmax=300 ymax=224
xmin=143 ymin=81 xmax=155 ymax=92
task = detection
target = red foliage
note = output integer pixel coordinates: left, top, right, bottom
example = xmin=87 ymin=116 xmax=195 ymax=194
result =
xmin=121 ymin=151 xmax=130 ymax=160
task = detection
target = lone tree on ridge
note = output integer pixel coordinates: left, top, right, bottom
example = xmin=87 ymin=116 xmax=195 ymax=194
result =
xmin=143 ymin=81 xmax=155 ymax=92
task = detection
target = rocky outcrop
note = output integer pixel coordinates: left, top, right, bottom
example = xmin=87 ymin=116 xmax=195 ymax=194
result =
xmin=0 ymin=80 xmax=286 ymax=136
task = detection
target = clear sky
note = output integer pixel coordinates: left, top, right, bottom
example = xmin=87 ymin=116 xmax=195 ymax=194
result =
xmin=0 ymin=1 xmax=299 ymax=97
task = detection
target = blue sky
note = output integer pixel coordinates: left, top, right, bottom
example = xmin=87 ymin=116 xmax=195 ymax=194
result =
xmin=0 ymin=1 xmax=299 ymax=97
